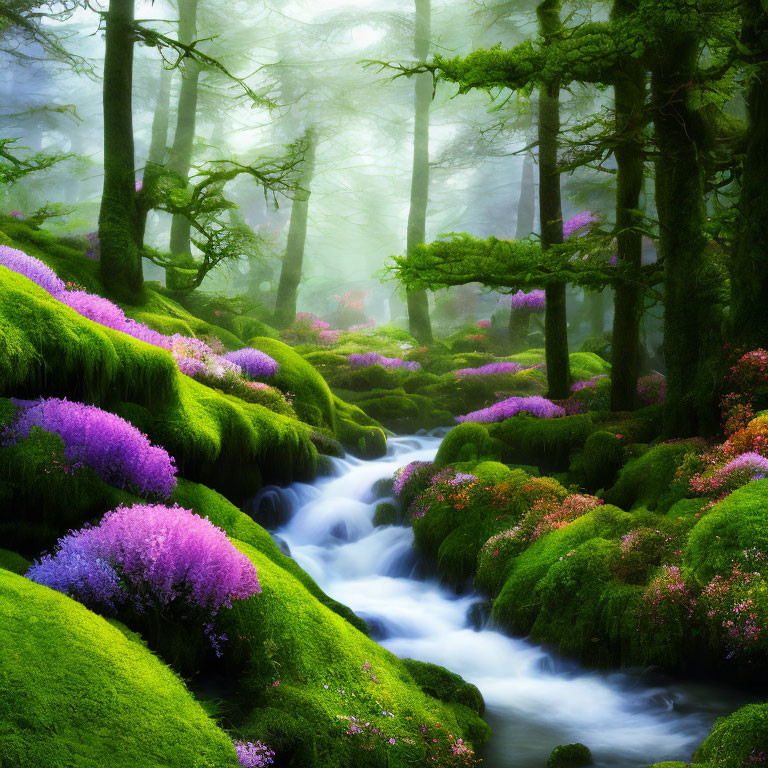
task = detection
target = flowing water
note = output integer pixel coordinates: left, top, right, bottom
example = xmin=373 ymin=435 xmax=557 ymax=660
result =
xmin=248 ymin=434 xmax=748 ymax=768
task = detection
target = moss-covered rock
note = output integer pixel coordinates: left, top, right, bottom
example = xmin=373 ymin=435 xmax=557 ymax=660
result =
xmin=568 ymin=351 xmax=612 ymax=381
xmin=333 ymin=395 xmax=387 ymax=459
xmin=373 ymin=502 xmax=399 ymax=527
xmin=0 ymin=570 xmax=239 ymax=768
xmin=547 ymin=742 xmax=593 ymax=768
xmin=400 ymin=658 xmax=485 ymax=715
xmin=693 ymin=702 xmax=768 ymax=767
xmin=569 ymin=430 xmax=624 ymax=492
xmin=0 ymin=549 xmax=29 ymax=575
xmin=434 ymin=423 xmax=506 ymax=466
xmin=685 ymin=480 xmax=768 ymax=585
xmin=604 ymin=441 xmax=701 ymax=512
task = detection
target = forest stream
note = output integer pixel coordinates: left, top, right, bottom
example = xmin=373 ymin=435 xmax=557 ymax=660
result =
xmin=250 ymin=435 xmax=751 ymax=768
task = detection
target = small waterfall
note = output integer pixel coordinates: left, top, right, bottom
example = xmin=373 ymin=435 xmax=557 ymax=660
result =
xmin=248 ymin=435 xmax=747 ymax=768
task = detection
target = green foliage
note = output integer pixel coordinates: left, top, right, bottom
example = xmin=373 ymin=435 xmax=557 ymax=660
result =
xmin=568 ymin=351 xmax=612 ymax=381
xmin=693 ymin=703 xmax=768 ymax=767
xmin=569 ymin=431 xmax=624 ymax=492
xmin=434 ymin=422 xmax=505 ymax=466
xmin=685 ymin=480 xmax=768 ymax=585
xmin=604 ymin=441 xmax=701 ymax=511
xmin=332 ymin=395 xmax=387 ymax=459
xmin=0 ymin=570 xmax=238 ymax=768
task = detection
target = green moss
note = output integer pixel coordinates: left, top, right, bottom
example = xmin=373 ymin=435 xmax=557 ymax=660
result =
xmin=400 ymin=658 xmax=485 ymax=715
xmin=434 ymin=423 xmax=506 ymax=466
xmin=492 ymin=505 xmax=634 ymax=636
xmin=373 ymin=502 xmax=399 ymax=527
xmin=568 ymin=351 xmax=612 ymax=381
xmin=0 ymin=549 xmax=30 ymax=575
xmin=0 ymin=570 xmax=238 ymax=768
xmin=346 ymin=390 xmax=453 ymax=434
xmin=238 ymin=706 xmax=317 ymax=767
xmin=221 ymin=540 xmax=489 ymax=768
xmin=333 ymin=395 xmax=387 ymax=459
xmin=686 ymin=480 xmax=768 ymax=585
xmin=547 ymin=743 xmax=593 ymax=768
xmin=247 ymin=337 xmax=336 ymax=432
xmin=693 ymin=703 xmax=768 ymax=767
xmin=604 ymin=441 xmax=701 ymax=511
xmin=569 ymin=431 xmax=624 ymax=492
xmin=490 ymin=414 xmax=596 ymax=473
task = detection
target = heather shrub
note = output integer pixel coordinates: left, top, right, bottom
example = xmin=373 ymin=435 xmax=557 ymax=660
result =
xmin=233 ymin=739 xmax=275 ymax=767
xmin=3 ymin=398 xmax=177 ymax=497
xmin=456 ymin=395 xmax=565 ymax=424
xmin=454 ymin=361 xmax=523 ymax=378
xmin=348 ymin=352 xmax=421 ymax=372
xmin=0 ymin=243 xmax=66 ymax=295
xmin=224 ymin=347 xmax=280 ymax=379
xmin=27 ymin=503 xmax=260 ymax=662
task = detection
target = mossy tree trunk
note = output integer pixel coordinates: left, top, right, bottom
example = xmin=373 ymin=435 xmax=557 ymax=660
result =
xmin=166 ymin=0 xmax=201 ymax=289
xmin=273 ymin=130 xmax=317 ymax=329
xmin=536 ymin=1 xmax=569 ymax=399
xmin=730 ymin=0 xmax=768 ymax=350
xmin=609 ymin=0 xmax=645 ymax=412
xmin=653 ymin=37 xmax=722 ymax=436
xmin=98 ymin=0 xmax=143 ymax=301
xmin=137 ymin=64 xmax=172 ymax=246
xmin=405 ymin=0 xmax=434 ymax=344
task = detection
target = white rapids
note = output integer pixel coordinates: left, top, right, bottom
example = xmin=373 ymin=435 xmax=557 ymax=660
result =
xmin=247 ymin=434 xmax=747 ymax=767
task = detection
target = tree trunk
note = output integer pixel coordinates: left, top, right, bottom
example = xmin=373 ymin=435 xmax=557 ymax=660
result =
xmin=98 ymin=0 xmax=142 ymax=301
xmin=137 ymin=64 xmax=172 ymax=246
xmin=730 ymin=0 xmax=768 ymax=350
xmin=273 ymin=131 xmax=317 ymax=329
xmin=610 ymin=0 xmax=645 ymax=412
xmin=653 ymin=38 xmax=722 ymax=436
xmin=167 ymin=0 xmax=201 ymax=288
xmin=405 ymin=0 xmax=434 ymax=344
xmin=514 ymin=152 xmax=536 ymax=239
xmin=537 ymin=1 xmax=569 ymax=399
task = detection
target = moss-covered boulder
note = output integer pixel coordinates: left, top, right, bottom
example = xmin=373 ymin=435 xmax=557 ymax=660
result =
xmin=693 ymin=702 xmax=768 ymax=767
xmin=547 ymin=742 xmax=593 ymax=768
xmin=0 ymin=570 xmax=239 ymax=768
xmin=569 ymin=430 xmax=624 ymax=493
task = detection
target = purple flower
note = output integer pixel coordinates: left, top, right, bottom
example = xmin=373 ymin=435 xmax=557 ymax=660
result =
xmin=348 ymin=353 xmax=421 ymax=372
xmin=28 ymin=503 xmax=261 ymax=617
xmin=6 ymin=397 xmax=177 ymax=496
xmin=570 ymin=380 xmax=598 ymax=392
xmin=224 ymin=348 xmax=279 ymax=379
xmin=456 ymin=362 xmax=523 ymax=378
xmin=717 ymin=453 xmax=768 ymax=481
xmin=563 ymin=212 xmax=599 ymax=239
xmin=456 ymin=395 xmax=565 ymax=424
xmin=233 ymin=740 xmax=275 ymax=767
xmin=393 ymin=461 xmax=434 ymax=496
xmin=0 ymin=244 xmax=66 ymax=296
xmin=508 ymin=290 xmax=546 ymax=312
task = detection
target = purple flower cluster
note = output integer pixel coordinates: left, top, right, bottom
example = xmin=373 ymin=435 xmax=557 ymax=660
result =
xmin=456 ymin=395 xmax=565 ymax=424
xmin=455 ymin=362 xmax=523 ymax=378
xmin=509 ymin=289 xmax=546 ymax=312
xmin=0 ymin=244 xmax=66 ymax=295
xmin=717 ymin=452 xmax=768 ymax=482
xmin=429 ymin=467 xmax=478 ymax=487
xmin=169 ymin=335 xmax=240 ymax=380
xmin=233 ymin=740 xmax=275 ymax=768
xmin=27 ymin=503 xmax=260 ymax=617
xmin=5 ymin=397 xmax=177 ymax=496
xmin=570 ymin=380 xmax=597 ymax=392
xmin=393 ymin=461 xmax=434 ymax=496
xmin=348 ymin=352 xmax=421 ymax=372
xmin=563 ymin=212 xmax=599 ymax=239
xmin=223 ymin=348 xmax=279 ymax=379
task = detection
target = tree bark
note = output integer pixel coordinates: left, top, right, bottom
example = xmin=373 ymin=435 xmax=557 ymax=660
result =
xmin=730 ymin=0 xmax=768 ymax=349
xmin=273 ymin=131 xmax=317 ymax=329
xmin=609 ymin=0 xmax=645 ymax=412
xmin=405 ymin=0 xmax=434 ymax=344
xmin=653 ymin=37 xmax=721 ymax=436
xmin=98 ymin=0 xmax=142 ymax=301
xmin=508 ymin=307 xmax=532 ymax=352
xmin=536 ymin=1 xmax=569 ymax=399
xmin=167 ymin=0 xmax=201 ymax=288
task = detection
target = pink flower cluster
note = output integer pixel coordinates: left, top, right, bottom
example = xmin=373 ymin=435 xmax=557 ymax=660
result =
xmin=476 ymin=319 xmax=492 ymax=329
xmin=348 ymin=352 xmax=421 ymax=372
xmin=455 ymin=362 xmax=523 ymax=378
xmin=456 ymin=395 xmax=565 ymax=424
xmin=4 ymin=397 xmax=177 ymax=496
xmin=349 ymin=318 xmax=376 ymax=333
